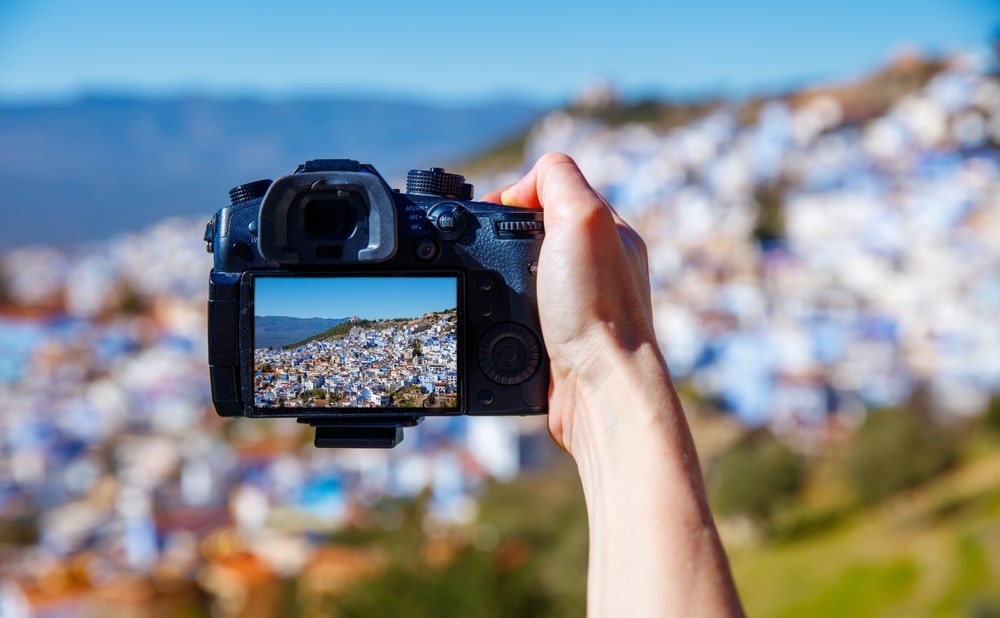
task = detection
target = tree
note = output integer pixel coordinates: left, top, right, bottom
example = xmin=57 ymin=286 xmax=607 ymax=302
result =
xmin=982 ymin=394 xmax=1000 ymax=435
xmin=752 ymin=182 xmax=787 ymax=247
xmin=0 ymin=263 xmax=12 ymax=306
xmin=319 ymin=490 xmax=559 ymax=618
xmin=299 ymin=388 xmax=328 ymax=404
xmin=843 ymin=388 xmax=959 ymax=505
xmin=707 ymin=428 xmax=806 ymax=531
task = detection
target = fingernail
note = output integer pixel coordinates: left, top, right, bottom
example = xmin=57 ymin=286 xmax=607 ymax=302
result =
xmin=500 ymin=189 xmax=516 ymax=206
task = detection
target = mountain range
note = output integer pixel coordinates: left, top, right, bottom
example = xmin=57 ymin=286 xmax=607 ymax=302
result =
xmin=254 ymin=315 xmax=350 ymax=350
xmin=0 ymin=94 xmax=546 ymax=247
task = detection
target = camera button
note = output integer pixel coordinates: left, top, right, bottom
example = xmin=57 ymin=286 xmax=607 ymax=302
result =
xmin=477 ymin=301 xmax=494 ymax=317
xmin=478 ymin=390 xmax=495 ymax=406
xmin=414 ymin=237 xmax=439 ymax=261
xmin=477 ymin=275 xmax=494 ymax=291
xmin=233 ymin=241 xmax=255 ymax=262
xmin=428 ymin=202 xmax=467 ymax=240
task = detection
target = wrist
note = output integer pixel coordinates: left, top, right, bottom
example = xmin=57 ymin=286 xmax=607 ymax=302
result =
xmin=555 ymin=333 xmax=692 ymax=468
xmin=559 ymin=339 xmax=744 ymax=617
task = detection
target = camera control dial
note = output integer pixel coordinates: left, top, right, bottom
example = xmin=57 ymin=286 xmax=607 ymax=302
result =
xmin=478 ymin=323 xmax=542 ymax=386
xmin=228 ymin=179 xmax=273 ymax=205
xmin=406 ymin=167 xmax=474 ymax=200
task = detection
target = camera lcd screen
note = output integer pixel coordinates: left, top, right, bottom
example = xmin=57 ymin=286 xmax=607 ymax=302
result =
xmin=252 ymin=275 xmax=459 ymax=411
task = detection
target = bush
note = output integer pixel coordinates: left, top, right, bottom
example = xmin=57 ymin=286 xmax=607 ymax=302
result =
xmin=752 ymin=182 xmax=787 ymax=246
xmin=0 ymin=263 xmax=11 ymax=305
xmin=707 ymin=429 xmax=806 ymax=529
xmin=843 ymin=395 xmax=959 ymax=505
xmin=320 ymin=476 xmax=584 ymax=618
xmin=982 ymin=395 xmax=1000 ymax=435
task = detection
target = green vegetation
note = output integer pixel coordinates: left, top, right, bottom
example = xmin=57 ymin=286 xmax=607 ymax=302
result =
xmin=296 ymin=387 xmax=329 ymax=404
xmin=311 ymin=457 xmax=588 ymax=617
xmin=983 ymin=395 xmax=1000 ymax=435
xmin=725 ymin=395 xmax=1000 ymax=618
xmin=282 ymin=318 xmax=378 ymax=350
xmin=461 ymin=99 xmax=721 ymax=176
xmin=569 ymin=97 xmax=723 ymax=131
xmin=0 ymin=263 xmax=10 ymax=305
xmin=0 ymin=515 xmax=39 ymax=546
xmin=843 ymin=391 xmax=959 ymax=505
xmin=267 ymin=393 xmax=1000 ymax=618
xmin=769 ymin=558 xmax=920 ymax=618
xmin=386 ymin=384 xmax=458 ymax=409
xmin=282 ymin=309 xmax=457 ymax=351
xmin=462 ymin=57 xmax=949 ymax=180
xmin=391 ymin=384 xmax=428 ymax=408
xmin=729 ymin=447 xmax=1000 ymax=618
xmin=752 ymin=182 xmax=788 ymax=246
xmin=113 ymin=280 xmax=148 ymax=315
xmin=707 ymin=428 xmax=806 ymax=531
xmin=462 ymin=131 xmax=533 ymax=175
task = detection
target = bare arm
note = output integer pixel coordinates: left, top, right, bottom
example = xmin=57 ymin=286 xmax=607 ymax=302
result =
xmin=483 ymin=153 xmax=744 ymax=617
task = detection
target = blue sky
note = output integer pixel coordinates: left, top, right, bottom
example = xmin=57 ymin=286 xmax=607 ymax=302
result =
xmin=0 ymin=0 xmax=996 ymax=104
xmin=254 ymin=275 xmax=457 ymax=320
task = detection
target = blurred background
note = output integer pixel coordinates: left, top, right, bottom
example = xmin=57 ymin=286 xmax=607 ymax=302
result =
xmin=2 ymin=1 xmax=1000 ymax=616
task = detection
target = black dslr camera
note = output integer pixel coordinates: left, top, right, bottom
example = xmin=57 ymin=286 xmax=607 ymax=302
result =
xmin=205 ymin=159 xmax=547 ymax=448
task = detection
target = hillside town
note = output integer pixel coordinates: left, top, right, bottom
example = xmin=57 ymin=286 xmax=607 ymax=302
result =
xmin=254 ymin=312 xmax=459 ymax=409
xmin=482 ymin=53 xmax=1000 ymax=448
xmin=0 ymin=54 xmax=998 ymax=614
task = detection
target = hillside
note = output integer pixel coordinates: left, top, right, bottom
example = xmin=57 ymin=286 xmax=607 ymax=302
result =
xmin=315 ymin=425 xmax=1000 ymax=617
xmin=462 ymin=54 xmax=951 ymax=175
xmin=728 ymin=445 xmax=1000 ymax=617
xmin=275 ymin=308 xmax=457 ymax=350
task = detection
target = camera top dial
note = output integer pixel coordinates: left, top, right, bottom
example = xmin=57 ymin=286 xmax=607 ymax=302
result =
xmin=406 ymin=167 xmax=474 ymax=200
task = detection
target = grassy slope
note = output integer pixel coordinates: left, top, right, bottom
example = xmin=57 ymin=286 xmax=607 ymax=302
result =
xmin=727 ymin=447 xmax=1000 ymax=617
xmin=292 ymin=428 xmax=1000 ymax=617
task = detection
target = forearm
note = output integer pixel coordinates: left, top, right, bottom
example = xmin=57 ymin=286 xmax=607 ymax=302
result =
xmin=567 ymin=342 xmax=745 ymax=617
xmin=489 ymin=152 xmax=743 ymax=615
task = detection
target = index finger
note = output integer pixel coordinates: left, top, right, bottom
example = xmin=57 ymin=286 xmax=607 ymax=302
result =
xmin=479 ymin=184 xmax=514 ymax=205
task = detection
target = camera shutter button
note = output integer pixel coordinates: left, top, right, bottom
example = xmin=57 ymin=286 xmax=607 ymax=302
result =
xmin=427 ymin=203 xmax=467 ymax=241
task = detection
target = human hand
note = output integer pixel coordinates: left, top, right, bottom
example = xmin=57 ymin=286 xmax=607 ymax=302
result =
xmin=484 ymin=153 xmax=744 ymax=616
xmin=481 ymin=152 xmax=662 ymax=455
xmin=483 ymin=153 xmax=744 ymax=617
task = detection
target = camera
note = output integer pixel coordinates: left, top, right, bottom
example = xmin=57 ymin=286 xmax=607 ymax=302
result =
xmin=205 ymin=159 xmax=547 ymax=448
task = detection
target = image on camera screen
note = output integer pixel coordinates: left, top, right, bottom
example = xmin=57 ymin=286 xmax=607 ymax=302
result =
xmin=252 ymin=275 xmax=459 ymax=410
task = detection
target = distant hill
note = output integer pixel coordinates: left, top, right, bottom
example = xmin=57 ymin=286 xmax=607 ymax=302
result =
xmin=264 ymin=307 xmax=457 ymax=351
xmin=0 ymin=94 xmax=545 ymax=247
xmin=254 ymin=315 xmax=350 ymax=350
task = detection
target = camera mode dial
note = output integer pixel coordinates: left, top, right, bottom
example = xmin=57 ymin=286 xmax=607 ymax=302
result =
xmin=406 ymin=167 xmax=473 ymax=200
xmin=228 ymin=179 xmax=272 ymax=205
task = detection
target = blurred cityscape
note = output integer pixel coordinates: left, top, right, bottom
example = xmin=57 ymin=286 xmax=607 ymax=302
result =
xmin=1 ymin=52 xmax=999 ymax=616
xmin=507 ymin=52 xmax=1000 ymax=447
